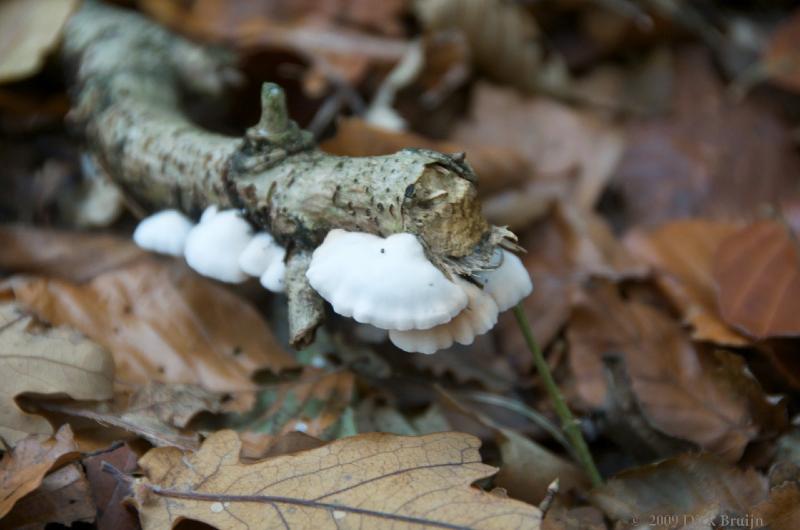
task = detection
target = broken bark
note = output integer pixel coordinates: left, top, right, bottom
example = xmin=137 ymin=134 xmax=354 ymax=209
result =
xmin=61 ymin=2 xmax=517 ymax=347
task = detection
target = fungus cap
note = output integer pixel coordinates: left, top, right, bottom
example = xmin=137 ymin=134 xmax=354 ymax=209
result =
xmin=133 ymin=209 xmax=193 ymax=256
xmin=389 ymin=279 xmax=499 ymax=354
xmin=238 ymin=232 xmax=283 ymax=277
xmin=477 ymin=249 xmax=533 ymax=311
xmin=259 ymin=247 xmax=287 ymax=293
xmin=185 ymin=207 xmax=253 ymax=283
xmin=306 ymin=230 xmax=468 ymax=330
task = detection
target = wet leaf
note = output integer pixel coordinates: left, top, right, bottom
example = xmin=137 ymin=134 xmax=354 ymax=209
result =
xmin=763 ymin=9 xmax=800 ymax=94
xmin=0 ymin=302 xmax=114 ymax=445
xmin=9 ymin=257 xmax=297 ymax=393
xmin=591 ymin=454 xmax=767 ymax=528
xmin=132 ymin=430 xmax=542 ymax=529
xmin=0 ymin=425 xmax=79 ymax=518
xmin=713 ymin=220 xmax=800 ymax=339
xmin=568 ymin=282 xmax=784 ymax=460
xmin=752 ymin=482 xmax=800 ymax=530
xmin=0 ymin=0 xmax=78 ymax=83
xmin=625 ymin=219 xmax=748 ymax=346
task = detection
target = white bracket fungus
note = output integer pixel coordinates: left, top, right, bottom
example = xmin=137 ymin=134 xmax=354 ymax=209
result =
xmin=184 ymin=207 xmax=253 ymax=283
xmin=389 ymin=279 xmax=499 ymax=354
xmin=306 ymin=230 xmax=469 ymax=331
xmin=477 ymin=249 xmax=533 ymax=311
xmin=238 ymin=232 xmax=284 ymax=277
xmin=132 ymin=209 xmax=194 ymax=256
xmin=259 ymin=247 xmax=287 ymax=293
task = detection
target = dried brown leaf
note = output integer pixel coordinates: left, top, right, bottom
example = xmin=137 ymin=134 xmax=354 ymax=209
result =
xmin=0 ymin=302 xmax=114 ymax=445
xmin=591 ymin=454 xmax=767 ymax=528
xmin=568 ymin=282 xmax=784 ymax=460
xmin=625 ymin=219 xmax=748 ymax=346
xmin=713 ymin=220 xmax=800 ymax=339
xmin=132 ymin=430 xmax=542 ymax=529
xmin=0 ymin=425 xmax=79 ymax=518
xmin=0 ymin=225 xmax=146 ymax=283
xmin=9 ymin=257 xmax=296 ymax=393
xmin=0 ymin=0 xmax=78 ymax=83
xmin=83 ymin=443 xmax=140 ymax=530
xmin=453 ymin=84 xmax=624 ymax=212
xmin=321 ymin=117 xmax=530 ymax=195
xmin=613 ymin=48 xmax=800 ymax=228
xmin=752 ymin=482 xmax=800 ymax=530
xmin=0 ymin=462 xmax=96 ymax=530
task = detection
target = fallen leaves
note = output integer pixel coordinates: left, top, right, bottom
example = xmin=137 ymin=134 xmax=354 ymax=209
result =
xmin=625 ymin=219 xmax=748 ymax=346
xmin=567 ymin=282 xmax=784 ymax=460
xmin=132 ymin=430 xmax=542 ymax=529
xmin=0 ymin=424 xmax=79 ymax=518
xmin=591 ymin=454 xmax=767 ymax=526
xmin=713 ymin=220 xmax=800 ymax=340
xmin=9 ymin=256 xmax=296 ymax=392
xmin=0 ymin=301 xmax=114 ymax=445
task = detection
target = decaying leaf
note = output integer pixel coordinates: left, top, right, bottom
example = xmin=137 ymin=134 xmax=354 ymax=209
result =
xmin=568 ymin=282 xmax=784 ymax=460
xmin=0 ymin=301 xmax=114 ymax=445
xmin=132 ymin=430 xmax=542 ymax=529
xmin=591 ymin=454 xmax=767 ymax=528
xmin=9 ymin=256 xmax=296 ymax=393
xmin=625 ymin=219 xmax=748 ymax=346
xmin=223 ymin=367 xmax=355 ymax=439
xmin=0 ymin=0 xmax=78 ymax=83
xmin=0 ymin=425 xmax=79 ymax=518
xmin=0 ymin=462 xmax=96 ymax=529
xmin=713 ymin=220 xmax=800 ymax=340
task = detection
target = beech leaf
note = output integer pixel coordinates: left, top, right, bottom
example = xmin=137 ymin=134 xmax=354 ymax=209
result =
xmin=713 ymin=220 xmax=800 ymax=339
xmin=132 ymin=430 xmax=542 ymax=529
xmin=0 ymin=302 xmax=114 ymax=445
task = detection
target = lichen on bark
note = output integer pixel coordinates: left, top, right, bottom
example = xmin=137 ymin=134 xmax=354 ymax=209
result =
xmin=61 ymin=2 xmax=518 ymax=347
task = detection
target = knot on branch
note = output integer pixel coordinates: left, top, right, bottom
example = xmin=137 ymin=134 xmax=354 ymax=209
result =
xmin=232 ymin=83 xmax=315 ymax=175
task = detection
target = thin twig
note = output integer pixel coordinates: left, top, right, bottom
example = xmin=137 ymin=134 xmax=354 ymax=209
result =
xmin=512 ymin=304 xmax=603 ymax=487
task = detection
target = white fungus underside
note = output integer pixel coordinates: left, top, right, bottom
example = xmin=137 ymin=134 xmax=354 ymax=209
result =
xmin=389 ymin=279 xmax=499 ymax=354
xmin=239 ymin=232 xmax=283 ymax=277
xmin=477 ymin=249 xmax=533 ymax=311
xmin=306 ymin=230 xmax=468 ymax=331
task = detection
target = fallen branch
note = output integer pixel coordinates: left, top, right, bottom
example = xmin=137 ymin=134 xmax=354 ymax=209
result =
xmin=61 ymin=2 xmax=516 ymax=347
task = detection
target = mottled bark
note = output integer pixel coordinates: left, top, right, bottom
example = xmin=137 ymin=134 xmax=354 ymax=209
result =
xmin=61 ymin=2 xmax=517 ymax=346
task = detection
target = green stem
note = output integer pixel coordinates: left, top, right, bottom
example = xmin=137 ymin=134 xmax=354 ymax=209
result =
xmin=512 ymin=304 xmax=603 ymax=487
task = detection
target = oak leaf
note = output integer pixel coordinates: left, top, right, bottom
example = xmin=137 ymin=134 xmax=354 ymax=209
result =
xmin=0 ymin=302 xmax=113 ymax=445
xmin=625 ymin=219 xmax=748 ymax=346
xmin=0 ymin=425 xmax=79 ymax=518
xmin=132 ymin=430 xmax=542 ymax=529
xmin=713 ymin=220 xmax=800 ymax=339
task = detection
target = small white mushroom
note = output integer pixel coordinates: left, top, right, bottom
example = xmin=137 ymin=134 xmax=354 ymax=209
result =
xmin=389 ymin=279 xmax=499 ymax=354
xmin=184 ymin=207 xmax=253 ymax=283
xmin=238 ymin=232 xmax=283 ymax=277
xmin=477 ymin=249 xmax=533 ymax=311
xmin=259 ymin=247 xmax=287 ymax=293
xmin=132 ymin=209 xmax=194 ymax=256
xmin=306 ymin=230 xmax=468 ymax=330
